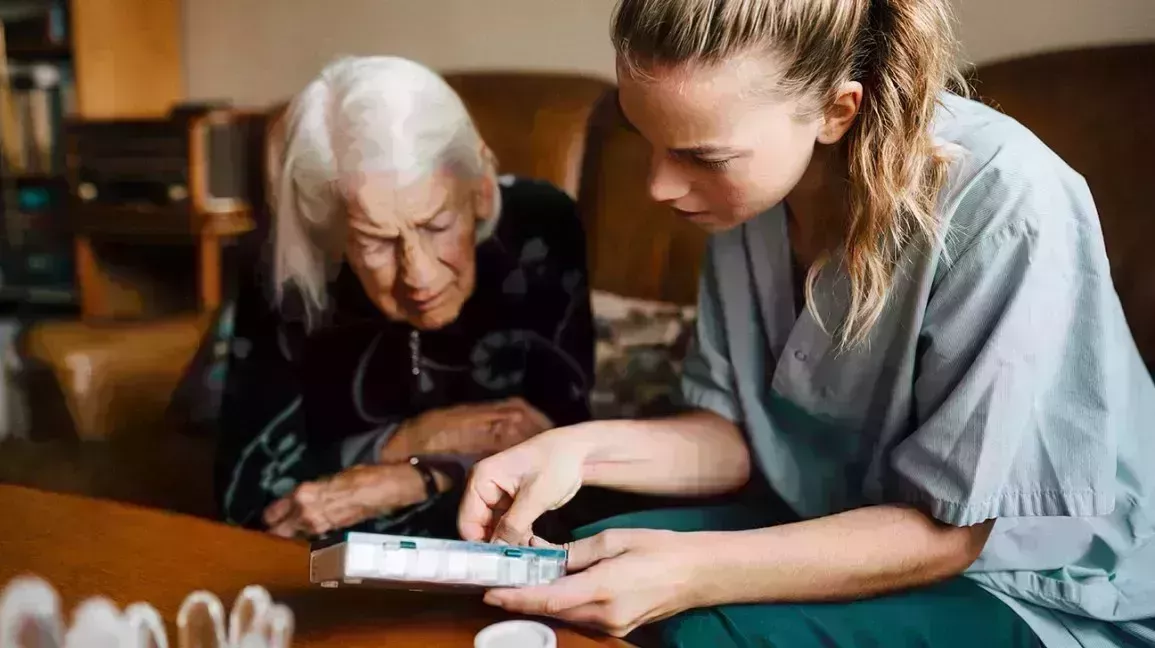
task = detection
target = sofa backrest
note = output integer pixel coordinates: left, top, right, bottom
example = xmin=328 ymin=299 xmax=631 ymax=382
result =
xmin=577 ymin=90 xmax=708 ymax=306
xmin=442 ymin=71 xmax=613 ymax=198
xmin=969 ymin=42 xmax=1155 ymax=369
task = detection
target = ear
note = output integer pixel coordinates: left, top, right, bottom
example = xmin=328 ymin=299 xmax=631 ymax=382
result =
xmin=472 ymin=143 xmax=499 ymax=222
xmin=817 ymin=81 xmax=863 ymax=145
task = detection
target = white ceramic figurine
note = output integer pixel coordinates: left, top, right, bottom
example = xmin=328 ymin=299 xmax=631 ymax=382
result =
xmin=0 ymin=576 xmax=293 ymax=648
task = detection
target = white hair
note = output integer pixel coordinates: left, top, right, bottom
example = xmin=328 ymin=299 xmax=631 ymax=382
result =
xmin=267 ymin=55 xmax=500 ymax=327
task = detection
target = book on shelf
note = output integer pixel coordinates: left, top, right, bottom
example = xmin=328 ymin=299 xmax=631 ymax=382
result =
xmin=4 ymin=60 xmax=66 ymax=175
xmin=0 ymin=0 xmax=77 ymax=307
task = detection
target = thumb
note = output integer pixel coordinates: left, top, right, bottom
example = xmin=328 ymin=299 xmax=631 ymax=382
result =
xmin=491 ymin=476 xmax=581 ymax=545
xmin=263 ymin=497 xmax=292 ymax=527
xmin=562 ymin=531 xmax=630 ymax=572
xmin=527 ymin=534 xmax=608 ymax=572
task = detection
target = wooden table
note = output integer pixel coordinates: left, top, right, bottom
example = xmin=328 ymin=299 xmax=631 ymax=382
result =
xmin=0 ymin=485 xmax=632 ymax=647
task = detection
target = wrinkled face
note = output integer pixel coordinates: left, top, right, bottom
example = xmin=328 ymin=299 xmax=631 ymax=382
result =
xmin=343 ymin=169 xmax=492 ymax=330
xmin=616 ymin=54 xmax=823 ymax=232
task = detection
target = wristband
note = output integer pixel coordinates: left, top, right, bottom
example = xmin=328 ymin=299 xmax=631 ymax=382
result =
xmin=408 ymin=456 xmax=440 ymax=501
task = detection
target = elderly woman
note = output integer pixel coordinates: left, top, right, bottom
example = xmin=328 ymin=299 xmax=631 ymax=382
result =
xmin=212 ymin=56 xmax=594 ymax=540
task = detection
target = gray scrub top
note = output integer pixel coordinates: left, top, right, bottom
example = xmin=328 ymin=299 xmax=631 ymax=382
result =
xmin=681 ymin=92 xmax=1155 ymax=647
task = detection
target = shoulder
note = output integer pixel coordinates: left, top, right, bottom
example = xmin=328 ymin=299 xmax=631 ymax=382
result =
xmin=931 ymin=93 xmax=1101 ymax=268
xmin=231 ymin=235 xmax=282 ymax=316
xmin=497 ymin=174 xmax=577 ymax=212
xmin=490 ymin=175 xmax=586 ymax=262
xmin=495 ymin=175 xmax=579 ymax=228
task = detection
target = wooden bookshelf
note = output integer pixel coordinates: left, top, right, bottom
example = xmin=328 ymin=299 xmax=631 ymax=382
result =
xmin=0 ymin=0 xmax=207 ymax=321
xmin=70 ymin=0 xmax=191 ymax=321
xmin=69 ymin=0 xmax=182 ymax=120
xmin=4 ymin=43 xmax=69 ymax=60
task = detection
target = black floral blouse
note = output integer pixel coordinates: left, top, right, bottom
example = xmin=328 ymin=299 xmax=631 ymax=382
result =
xmin=212 ymin=176 xmax=595 ymax=538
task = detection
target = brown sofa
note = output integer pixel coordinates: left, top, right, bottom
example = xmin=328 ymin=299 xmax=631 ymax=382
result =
xmin=2 ymin=43 xmax=1152 ymax=519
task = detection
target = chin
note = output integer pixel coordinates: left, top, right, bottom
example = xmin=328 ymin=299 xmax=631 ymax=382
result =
xmin=408 ymin=303 xmax=464 ymax=331
xmin=691 ymin=215 xmax=746 ymax=234
xmin=696 ymin=220 xmax=734 ymax=234
xmin=704 ymin=202 xmax=780 ymax=232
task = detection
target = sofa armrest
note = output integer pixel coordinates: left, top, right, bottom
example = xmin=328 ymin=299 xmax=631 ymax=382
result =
xmin=17 ymin=314 xmax=213 ymax=441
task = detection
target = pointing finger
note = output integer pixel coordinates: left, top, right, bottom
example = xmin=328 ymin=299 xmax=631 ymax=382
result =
xmin=491 ymin=477 xmax=577 ymax=545
xmin=457 ymin=474 xmax=512 ymax=542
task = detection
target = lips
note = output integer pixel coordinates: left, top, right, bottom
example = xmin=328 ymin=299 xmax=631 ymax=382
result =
xmin=672 ymin=207 xmax=711 ymax=221
xmin=408 ymin=290 xmax=448 ymax=312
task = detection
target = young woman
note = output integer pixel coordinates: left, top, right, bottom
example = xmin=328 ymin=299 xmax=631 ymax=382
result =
xmin=456 ymin=1 xmax=1155 ymax=646
xmin=213 ymin=56 xmax=596 ymax=540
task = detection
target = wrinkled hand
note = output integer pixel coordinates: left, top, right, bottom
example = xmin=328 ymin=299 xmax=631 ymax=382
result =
xmin=383 ymin=397 xmax=553 ymax=461
xmin=263 ymin=463 xmax=437 ymax=538
xmin=457 ymin=431 xmax=584 ymax=545
xmin=484 ymin=529 xmax=706 ymax=638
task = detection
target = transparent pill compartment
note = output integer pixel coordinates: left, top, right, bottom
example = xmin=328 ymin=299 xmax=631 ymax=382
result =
xmin=309 ymin=532 xmax=568 ymax=592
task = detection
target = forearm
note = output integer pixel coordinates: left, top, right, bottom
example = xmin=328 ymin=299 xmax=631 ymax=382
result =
xmin=328 ymin=463 xmax=450 ymax=513
xmin=692 ymin=504 xmax=993 ymax=606
xmin=562 ymin=410 xmax=751 ymax=497
xmin=282 ymin=463 xmax=454 ymax=534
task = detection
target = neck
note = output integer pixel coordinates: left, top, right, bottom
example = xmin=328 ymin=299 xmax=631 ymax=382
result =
xmin=784 ymin=142 xmax=850 ymax=263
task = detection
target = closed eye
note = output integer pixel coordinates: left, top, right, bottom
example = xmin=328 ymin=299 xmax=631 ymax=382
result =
xmin=672 ymin=151 xmax=734 ymax=171
xmin=694 ymin=157 xmax=732 ymax=171
xmin=424 ymin=210 xmax=458 ymax=232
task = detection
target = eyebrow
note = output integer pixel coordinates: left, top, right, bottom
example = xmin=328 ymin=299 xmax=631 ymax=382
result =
xmin=615 ymin=94 xmax=742 ymax=157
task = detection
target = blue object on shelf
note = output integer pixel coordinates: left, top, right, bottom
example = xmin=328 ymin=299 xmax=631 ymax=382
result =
xmin=49 ymin=1 xmax=67 ymax=43
xmin=17 ymin=187 xmax=52 ymax=211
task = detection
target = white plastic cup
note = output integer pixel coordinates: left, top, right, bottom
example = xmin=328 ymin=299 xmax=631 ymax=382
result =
xmin=474 ymin=620 xmax=558 ymax=648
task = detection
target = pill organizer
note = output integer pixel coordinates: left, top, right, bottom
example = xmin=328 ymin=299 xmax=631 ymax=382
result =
xmin=309 ymin=532 xmax=568 ymax=592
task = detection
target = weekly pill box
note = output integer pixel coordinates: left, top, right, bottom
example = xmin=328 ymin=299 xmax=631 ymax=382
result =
xmin=309 ymin=532 xmax=568 ymax=592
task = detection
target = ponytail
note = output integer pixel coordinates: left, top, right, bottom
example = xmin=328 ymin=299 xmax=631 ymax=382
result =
xmin=811 ymin=0 xmax=966 ymax=348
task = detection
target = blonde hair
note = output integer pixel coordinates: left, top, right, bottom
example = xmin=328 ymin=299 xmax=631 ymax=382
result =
xmin=267 ymin=55 xmax=499 ymax=328
xmin=612 ymin=0 xmax=967 ymax=348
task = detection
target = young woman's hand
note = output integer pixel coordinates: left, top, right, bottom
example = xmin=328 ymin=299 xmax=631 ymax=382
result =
xmin=457 ymin=429 xmax=587 ymax=545
xmin=262 ymin=463 xmax=448 ymax=538
xmin=381 ymin=398 xmax=554 ymax=461
xmin=483 ymin=529 xmax=709 ymax=638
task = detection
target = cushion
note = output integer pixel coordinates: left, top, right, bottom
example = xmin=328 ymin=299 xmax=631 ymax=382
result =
xmin=589 ymin=290 xmax=696 ymax=420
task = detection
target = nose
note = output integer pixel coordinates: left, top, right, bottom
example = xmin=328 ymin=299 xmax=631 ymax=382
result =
xmin=397 ymin=233 xmax=439 ymax=293
xmin=647 ymin=152 xmax=690 ymax=205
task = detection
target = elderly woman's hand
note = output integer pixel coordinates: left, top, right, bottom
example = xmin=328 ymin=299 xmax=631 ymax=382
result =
xmin=263 ymin=463 xmax=448 ymax=538
xmin=381 ymin=398 xmax=554 ymax=461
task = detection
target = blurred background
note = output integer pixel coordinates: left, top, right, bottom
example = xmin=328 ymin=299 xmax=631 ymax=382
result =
xmin=0 ymin=0 xmax=1151 ymax=522
xmin=184 ymin=0 xmax=1155 ymax=106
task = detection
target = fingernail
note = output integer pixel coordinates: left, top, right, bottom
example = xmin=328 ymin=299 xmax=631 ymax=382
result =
xmin=493 ymin=538 xmax=510 ymax=546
